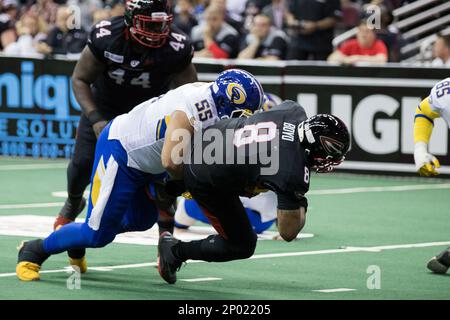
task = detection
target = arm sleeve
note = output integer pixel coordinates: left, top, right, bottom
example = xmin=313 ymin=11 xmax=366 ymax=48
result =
xmin=277 ymin=192 xmax=308 ymax=211
xmin=171 ymin=41 xmax=194 ymax=73
xmin=239 ymin=36 xmax=250 ymax=52
xmin=87 ymin=24 xmax=107 ymax=62
xmin=414 ymin=97 xmax=441 ymax=144
xmin=217 ymin=34 xmax=239 ymax=58
xmin=266 ymin=36 xmax=287 ymax=59
xmin=324 ymin=0 xmax=342 ymax=19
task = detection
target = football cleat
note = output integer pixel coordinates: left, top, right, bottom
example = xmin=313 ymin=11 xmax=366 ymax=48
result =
xmin=54 ymin=198 xmax=88 ymax=273
xmin=427 ymin=247 xmax=450 ymax=274
xmin=16 ymin=262 xmax=41 ymax=281
xmin=157 ymin=231 xmax=183 ymax=284
xmin=16 ymin=240 xmax=49 ymax=281
xmin=69 ymin=256 xmax=87 ymax=274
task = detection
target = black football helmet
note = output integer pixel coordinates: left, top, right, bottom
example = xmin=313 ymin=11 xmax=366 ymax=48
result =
xmin=298 ymin=114 xmax=350 ymax=173
xmin=124 ymin=0 xmax=173 ymax=48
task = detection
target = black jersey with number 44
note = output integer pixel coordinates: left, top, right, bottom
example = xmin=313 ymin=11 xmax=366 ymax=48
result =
xmin=87 ymin=16 xmax=194 ymax=117
xmin=185 ymin=100 xmax=311 ymax=210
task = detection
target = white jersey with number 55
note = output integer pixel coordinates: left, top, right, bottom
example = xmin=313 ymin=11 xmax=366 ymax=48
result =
xmin=108 ymin=82 xmax=220 ymax=174
xmin=429 ymin=77 xmax=450 ymax=127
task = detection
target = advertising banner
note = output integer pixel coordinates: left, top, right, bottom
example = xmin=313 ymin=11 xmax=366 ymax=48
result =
xmin=0 ymin=56 xmax=448 ymax=175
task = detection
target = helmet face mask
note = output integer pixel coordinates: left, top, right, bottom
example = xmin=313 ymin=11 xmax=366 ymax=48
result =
xmin=298 ymin=114 xmax=350 ymax=173
xmin=125 ymin=0 xmax=173 ymax=48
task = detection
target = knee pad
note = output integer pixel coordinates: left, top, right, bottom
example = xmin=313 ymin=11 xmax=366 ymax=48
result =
xmin=229 ymin=233 xmax=257 ymax=260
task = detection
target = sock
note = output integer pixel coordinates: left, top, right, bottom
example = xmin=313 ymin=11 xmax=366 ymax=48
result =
xmin=68 ymin=248 xmax=86 ymax=259
xmin=18 ymin=239 xmax=50 ymax=265
xmin=158 ymin=219 xmax=175 ymax=235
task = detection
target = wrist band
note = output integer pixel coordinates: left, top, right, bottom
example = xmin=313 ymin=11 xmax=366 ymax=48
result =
xmin=87 ymin=110 xmax=104 ymax=125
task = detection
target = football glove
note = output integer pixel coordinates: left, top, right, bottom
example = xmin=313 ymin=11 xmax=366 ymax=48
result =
xmin=414 ymin=142 xmax=440 ymax=177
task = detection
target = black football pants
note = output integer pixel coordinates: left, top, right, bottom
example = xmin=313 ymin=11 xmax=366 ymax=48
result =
xmin=66 ymin=114 xmax=97 ymax=201
xmin=174 ymin=186 xmax=258 ymax=263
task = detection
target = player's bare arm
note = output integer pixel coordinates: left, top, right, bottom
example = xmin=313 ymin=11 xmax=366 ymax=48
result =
xmin=276 ymin=207 xmax=306 ymax=242
xmin=161 ymin=110 xmax=194 ymax=179
xmin=170 ymin=63 xmax=198 ymax=89
xmin=72 ymin=46 xmax=107 ymax=137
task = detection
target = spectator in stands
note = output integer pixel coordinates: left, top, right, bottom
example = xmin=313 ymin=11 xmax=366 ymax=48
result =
xmin=173 ymin=0 xmax=198 ymax=36
xmin=66 ymin=0 xmax=103 ymax=29
xmin=242 ymin=0 xmax=266 ymax=32
xmin=286 ymin=0 xmax=341 ymax=60
xmin=0 ymin=0 xmax=18 ymax=50
xmin=338 ymin=0 xmax=360 ymax=31
xmin=432 ymin=33 xmax=450 ymax=67
xmin=238 ymin=14 xmax=288 ymax=60
xmin=106 ymin=0 xmax=125 ymax=17
xmin=361 ymin=0 xmax=395 ymax=12
xmin=91 ymin=7 xmax=111 ymax=24
xmin=208 ymin=0 xmax=244 ymax=33
xmin=327 ymin=20 xmax=388 ymax=65
xmin=36 ymin=5 xmax=87 ymax=55
xmin=192 ymin=0 xmax=207 ymax=21
xmin=191 ymin=4 xmax=239 ymax=59
xmin=29 ymin=0 xmax=58 ymax=26
xmin=227 ymin=0 xmax=246 ymax=20
xmin=261 ymin=0 xmax=290 ymax=30
xmin=374 ymin=4 xmax=403 ymax=62
xmin=246 ymin=0 xmax=272 ymax=12
xmin=3 ymin=10 xmax=47 ymax=55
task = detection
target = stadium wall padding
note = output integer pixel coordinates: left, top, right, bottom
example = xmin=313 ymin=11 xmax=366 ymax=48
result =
xmin=0 ymin=56 xmax=449 ymax=175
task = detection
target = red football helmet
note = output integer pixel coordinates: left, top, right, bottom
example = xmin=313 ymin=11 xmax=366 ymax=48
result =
xmin=124 ymin=0 xmax=173 ymax=48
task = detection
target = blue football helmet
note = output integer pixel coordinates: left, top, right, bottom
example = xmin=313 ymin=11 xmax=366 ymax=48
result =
xmin=210 ymin=69 xmax=265 ymax=119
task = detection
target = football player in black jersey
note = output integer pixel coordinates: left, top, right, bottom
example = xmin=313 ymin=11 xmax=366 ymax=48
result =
xmin=157 ymin=100 xmax=350 ymax=284
xmin=54 ymin=0 xmax=197 ymax=269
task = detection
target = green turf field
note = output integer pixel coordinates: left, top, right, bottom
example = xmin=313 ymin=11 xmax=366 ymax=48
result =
xmin=0 ymin=157 xmax=449 ymax=300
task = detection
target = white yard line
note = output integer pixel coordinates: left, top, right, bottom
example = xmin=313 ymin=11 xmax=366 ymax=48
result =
xmin=0 ymin=202 xmax=64 ymax=209
xmin=0 ymin=164 xmax=68 ymax=171
xmin=312 ymin=288 xmax=356 ymax=293
xmin=1 ymin=183 xmax=449 ymax=210
xmin=308 ymin=183 xmax=450 ymax=195
xmin=0 ymin=215 xmax=307 ymax=245
xmin=180 ymin=278 xmax=223 ymax=282
xmin=1 ymin=240 xmax=449 ymax=278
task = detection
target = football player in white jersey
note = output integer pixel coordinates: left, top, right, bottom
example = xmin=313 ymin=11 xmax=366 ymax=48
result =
xmin=16 ymin=69 xmax=265 ymax=281
xmin=175 ymin=191 xmax=277 ymax=234
xmin=413 ymin=78 xmax=450 ymax=274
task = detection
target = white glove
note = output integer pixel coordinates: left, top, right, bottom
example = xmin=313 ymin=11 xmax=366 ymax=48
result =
xmin=414 ymin=142 xmax=440 ymax=176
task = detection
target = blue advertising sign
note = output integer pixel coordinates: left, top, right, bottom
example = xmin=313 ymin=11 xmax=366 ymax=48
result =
xmin=0 ymin=58 xmax=81 ymax=158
